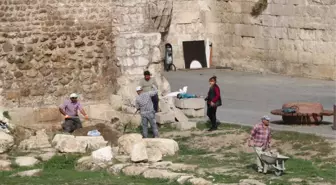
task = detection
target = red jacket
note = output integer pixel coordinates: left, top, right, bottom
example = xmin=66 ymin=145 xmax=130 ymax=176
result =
xmin=207 ymin=84 xmax=221 ymax=104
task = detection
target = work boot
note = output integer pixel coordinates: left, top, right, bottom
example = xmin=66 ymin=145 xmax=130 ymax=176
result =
xmin=208 ymin=128 xmax=216 ymax=132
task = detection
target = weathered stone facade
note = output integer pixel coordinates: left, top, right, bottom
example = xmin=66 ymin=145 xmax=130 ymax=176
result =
xmin=0 ymin=0 xmax=119 ymax=108
xmin=0 ymin=0 xmax=172 ymax=128
xmin=166 ymin=0 xmax=208 ymax=69
xmin=168 ymin=0 xmax=336 ymax=80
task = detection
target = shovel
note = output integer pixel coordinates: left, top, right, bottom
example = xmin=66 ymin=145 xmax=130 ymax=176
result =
xmin=123 ymin=110 xmax=138 ymax=133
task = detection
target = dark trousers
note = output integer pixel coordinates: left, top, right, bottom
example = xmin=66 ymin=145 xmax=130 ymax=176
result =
xmin=207 ymin=104 xmax=217 ymax=129
xmin=62 ymin=118 xmax=82 ymax=133
xmin=151 ymin=94 xmax=159 ymax=112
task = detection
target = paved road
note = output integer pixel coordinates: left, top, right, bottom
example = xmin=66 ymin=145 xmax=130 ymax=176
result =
xmin=164 ymin=69 xmax=336 ymax=138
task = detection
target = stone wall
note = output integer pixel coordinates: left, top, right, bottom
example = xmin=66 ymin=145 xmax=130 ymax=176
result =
xmin=0 ymin=0 xmax=172 ymax=128
xmin=0 ymin=0 xmax=119 ymax=108
xmin=113 ymin=0 xmax=171 ymax=105
xmin=168 ymin=0 xmax=336 ymax=80
xmin=166 ymin=0 xmax=209 ymax=69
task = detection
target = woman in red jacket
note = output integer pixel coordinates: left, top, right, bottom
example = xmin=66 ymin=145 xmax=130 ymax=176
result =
xmin=205 ymin=76 xmax=222 ymax=131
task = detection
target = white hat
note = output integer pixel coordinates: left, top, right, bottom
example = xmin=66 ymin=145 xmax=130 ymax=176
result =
xmin=70 ymin=93 xmax=78 ymax=98
xmin=262 ymin=115 xmax=271 ymax=121
xmin=136 ymin=86 xmax=142 ymax=91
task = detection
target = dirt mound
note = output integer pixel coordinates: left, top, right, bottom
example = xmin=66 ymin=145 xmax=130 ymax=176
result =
xmin=73 ymin=123 xmax=122 ymax=146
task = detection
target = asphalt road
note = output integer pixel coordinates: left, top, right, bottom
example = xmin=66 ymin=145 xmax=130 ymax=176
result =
xmin=164 ymin=69 xmax=336 ymax=138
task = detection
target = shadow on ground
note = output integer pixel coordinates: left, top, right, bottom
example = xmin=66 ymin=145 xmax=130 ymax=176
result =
xmin=271 ymin=120 xmax=332 ymax=126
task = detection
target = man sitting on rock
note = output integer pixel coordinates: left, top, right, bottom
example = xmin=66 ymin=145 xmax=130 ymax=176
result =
xmin=248 ymin=115 xmax=272 ymax=174
xmin=59 ymin=93 xmax=89 ymax=133
xmin=139 ymin=70 xmax=159 ymax=112
xmin=135 ymin=86 xmax=159 ymax=138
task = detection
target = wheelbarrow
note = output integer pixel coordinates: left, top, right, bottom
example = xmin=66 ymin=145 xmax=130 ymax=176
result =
xmin=253 ymin=147 xmax=289 ymax=176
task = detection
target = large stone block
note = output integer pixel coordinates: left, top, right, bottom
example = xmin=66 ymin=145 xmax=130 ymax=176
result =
xmin=174 ymin=98 xmax=205 ymax=109
xmin=173 ymin=107 xmax=189 ymax=123
xmin=144 ymin=138 xmax=179 ymax=156
xmin=181 ymin=108 xmax=205 ymax=118
xmin=156 ymin=112 xmax=175 ymax=124
xmin=173 ymin=12 xmax=200 ymax=24
xmin=176 ymin=121 xmax=197 ymax=131
xmin=33 ymin=107 xmax=62 ymax=123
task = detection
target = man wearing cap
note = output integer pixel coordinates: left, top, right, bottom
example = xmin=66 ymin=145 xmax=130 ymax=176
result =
xmin=135 ymin=85 xmax=159 ymax=138
xmin=139 ymin=70 xmax=159 ymax=112
xmin=59 ymin=93 xmax=89 ymax=133
xmin=248 ymin=116 xmax=272 ymax=173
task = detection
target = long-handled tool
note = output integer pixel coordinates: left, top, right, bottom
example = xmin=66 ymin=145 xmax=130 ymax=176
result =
xmin=123 ymin=110 xmax=138 ymax=133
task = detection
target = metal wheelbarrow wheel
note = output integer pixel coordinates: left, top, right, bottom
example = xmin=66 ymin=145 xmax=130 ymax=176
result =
xmin=274 ymin=169 xmax=283 ymax=176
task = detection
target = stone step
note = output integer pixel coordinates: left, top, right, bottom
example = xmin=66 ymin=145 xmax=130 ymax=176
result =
xmin=181 ymin=108 xmax=205 ymax=118
xmin=155 ymin=112 xmax=176 ymax=124
xmin=174 ymin=98 xmax=205 ymax=109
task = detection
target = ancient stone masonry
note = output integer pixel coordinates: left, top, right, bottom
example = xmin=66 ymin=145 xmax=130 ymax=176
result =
xmin=0 ymin=0 xmax=118 ymax=108
xmin=113 ymin=0 xmax=171 ymax=105
xmin=166 ymin=0 xmax=209 ymax=69
xmin=0 ymin=0 xmax=172 ymax=128
xmin=210 ymin=0 xmax=336 ymax=80
xmin=168 ymin=0 xmax=336 ymax=80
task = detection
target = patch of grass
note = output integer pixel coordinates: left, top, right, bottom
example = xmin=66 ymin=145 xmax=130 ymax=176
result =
xmin=169 ymin=128 xmax=336 ymax=185
xmin=210 ymin=174 xmax=249 ymax=183
xmin=0 ymin=155 xmax=182 ymax=185
xmin=178 ymin=143 xmax=208 ymax=156
xmin=196 ymin=121 xmax=251 ymax=132
xmin=272 ymin=130 xmax=334 ymax=156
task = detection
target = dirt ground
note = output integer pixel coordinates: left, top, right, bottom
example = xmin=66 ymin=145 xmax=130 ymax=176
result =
xmin=72 ymin=123 xmax=122 ymax=146
xmin=163 ymin=129 xmax=336 ymax=161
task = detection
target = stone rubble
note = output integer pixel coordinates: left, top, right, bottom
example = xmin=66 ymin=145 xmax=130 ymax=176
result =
xmin=144 ymin=138 xmax=179 ymax=156
xmin=117 ymin=133 xmax=143 ymax=155
xmin=177 ymin=175 xmax=195 ymax=184
xmin=91 ymin=146 xmax=113 ymax=163
xmin=0 ymin=132 xmax=14 ymax=154
xmin=11 ymin=169 xmax=42 ymax=177
xmin=176 ymin=121 xmax=197 ymax=131
xmin=52 ymin=134 xmax=108 ymax=153
xmin=18 ymin=129 xmax=51 ymax=151
xmin=188 ymin=177 xmax=213 ymax=185
xmin=0 ymin=159 xmax=11 ymax=171
xmin=142 ymin=169 xmax=186 ymax=180
xmin=155 ymin=112 xmax=176 ymax=124
xmin=108 ymin=163 xmax=131 ymax=175
xmin=15 ymin=156 xmax=39 ymax=167
xmin=122 ymin=165 xmax=149 ymax=176
xmin=130 ymin=141 xmax=148 ymax=163
xmin=147 ymin=147 xmax=163 ymax=162
xmin=38 ymin=152 xmax=56 ymax=162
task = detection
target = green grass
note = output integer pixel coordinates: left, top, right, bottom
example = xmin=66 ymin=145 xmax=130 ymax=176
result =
xmin=164 ymin=123 xmax=336 ymax=184
xmin=210 ymin=174 xmax=250 ymax=183
xmin=3 ymin=121 xmax=335 ymax=185
xmin=196 ymin=121 xmax=250 ymax=133
xmin=0 ymin=155 xmax=182 ymax=185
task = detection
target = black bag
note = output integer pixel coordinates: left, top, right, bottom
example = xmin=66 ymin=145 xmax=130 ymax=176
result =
xmin=215 ymin=97 xmax=222 ymax=107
